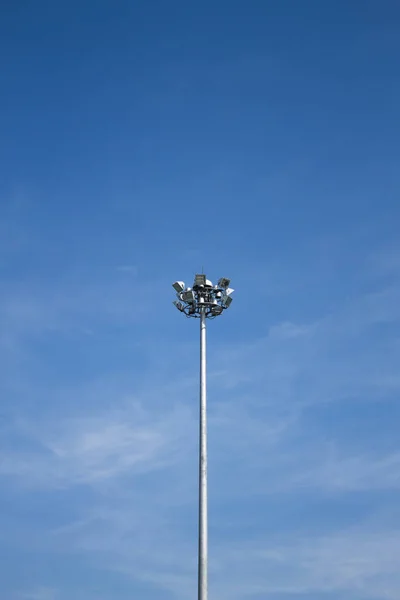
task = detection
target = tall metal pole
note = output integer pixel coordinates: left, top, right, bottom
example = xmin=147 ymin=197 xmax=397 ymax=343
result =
xmin=172 ymin=274 xmax=234 ymax=600
xmin=198 ymin=307 xmax=208 ymax=600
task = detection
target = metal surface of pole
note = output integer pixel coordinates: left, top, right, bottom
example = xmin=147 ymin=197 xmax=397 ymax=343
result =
xmin=198 ymin=307 xmax=208 ymax=600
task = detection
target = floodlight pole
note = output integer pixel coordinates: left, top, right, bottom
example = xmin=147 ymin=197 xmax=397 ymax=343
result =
xmin=172 ymin=274 xmax=234 ymax=600
xmin=198 ymin=307 xmax=208 ymax=600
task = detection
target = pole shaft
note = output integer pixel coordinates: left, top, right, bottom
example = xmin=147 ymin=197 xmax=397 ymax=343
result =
xmin=198 ymin=308 xmax=208 ymax=600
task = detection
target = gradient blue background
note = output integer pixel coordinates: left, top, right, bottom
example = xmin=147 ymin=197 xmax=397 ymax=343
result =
xmin=1 ymin=2 xmax=400 ymax=599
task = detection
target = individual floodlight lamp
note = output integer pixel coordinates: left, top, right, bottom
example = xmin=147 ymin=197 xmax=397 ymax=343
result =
xmin=171 ymin=273 xmax=234 ymax=600
xmin=182 ymin=289 xmax=195 ymax=303
xmin=172 ymin=281 xmax=185 ymax=293
xmin=173 ymin=300 xmax=184 ymax=312
xmin=222 ymin=295 xmax=233 ymax=308
xmin=217 ymin=277 xmax=230 ymax=289
xmin=194 ymin=273 xmax=207 ymax=287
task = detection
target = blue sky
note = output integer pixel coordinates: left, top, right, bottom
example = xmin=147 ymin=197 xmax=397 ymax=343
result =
xmin=1 ymin=1 xmax=400 ymax=599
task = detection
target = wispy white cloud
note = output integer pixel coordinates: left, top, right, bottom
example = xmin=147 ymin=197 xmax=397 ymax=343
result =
xmin=1 ymin=402 xmax=194 ymax=488
xmin=1 ymin=245 xmax=400 ymax=599
xmin=0 ymin=271 xmax=153 ymax=340
xmin=17 ymin=588 xmax=57 ymax=600
xmin=2 ymin=270 xmax=400 ymax=496
xmin=47 ymin=490 xmax=400 ymax=600
xmin=293 ymin=449 xmax=400 ymax=493
xmin=210 ymin=526 xmax=400 ymax=600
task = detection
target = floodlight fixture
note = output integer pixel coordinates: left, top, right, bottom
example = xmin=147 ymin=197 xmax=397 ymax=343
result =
xmin=171 ymin=272 xmax=235 ymax=600
xmin=194 ymin=273 xmax=206 ymax=287
xmin=182 ymin=290 xmax=195 ymax=303
xmin=173 ymin=300 xmax=184 ymax=312
xmin=173 ymin=281 xmax=185 ymax=293
xmin=222 ymin=296 xmax=233 ymax=308
xmin=217 ymin=277 xmax=230 ymax=289
xmin=172 ymin=273 xmax=234 ymax=320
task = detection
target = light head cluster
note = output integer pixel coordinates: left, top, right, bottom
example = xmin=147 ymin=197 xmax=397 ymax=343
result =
xmin=172 ymin=274 xmax=234 ymax=319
